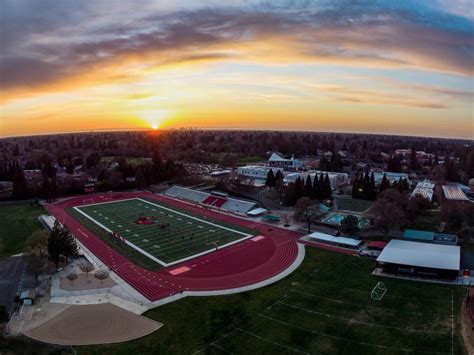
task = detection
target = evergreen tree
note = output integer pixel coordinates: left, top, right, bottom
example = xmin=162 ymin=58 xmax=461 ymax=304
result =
xmin=62 ymin=226 xmax=78 ymax=263
xmin=48 ymin=221 xmax=63 ymax=268
xmin=12 ymin=164 xmax=29 ymax=199
xmin=152 ymin=151 xmax=163 ymax=182
xmin=369 ymin=172 xmax=377 ymax=200
xmin=303 ymin=175 xmax=312 ymax=197
xmin=379 ymin=173 xmax=390 ymax=193
xmin=351 ymin=173 xmax=360 ymax=199
xmin=323 ymin=174 xmax=332 ymax=199
xmin=312 ymin=174 xmax=321 ymax=200
xmin=265 ymin=169 xmax=275 ymax=190
xmin=135 ymin=167 xmax=147 ymax=188
xmin=294 ymin=177 xmax=303 ymax=201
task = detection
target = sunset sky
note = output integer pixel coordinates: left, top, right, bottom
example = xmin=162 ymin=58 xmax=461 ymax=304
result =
xmin=1 ymin=0 xmax=473 ymax=138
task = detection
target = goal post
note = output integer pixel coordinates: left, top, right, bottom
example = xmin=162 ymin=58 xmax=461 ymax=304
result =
xmin=371 ymin=282 xmax=387 ymax=301
xmin=206 ymin=230 xmax=220 ymax=249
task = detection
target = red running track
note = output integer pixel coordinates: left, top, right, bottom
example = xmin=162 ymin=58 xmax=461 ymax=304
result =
xmin=46 ymin=192 xmax=302 ymax=302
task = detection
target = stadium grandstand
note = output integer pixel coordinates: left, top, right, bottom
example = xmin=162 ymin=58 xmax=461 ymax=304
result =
xmin=164 ymin=185 xmax=209 ymax=203
xmin=164 ymin=185 xmax=256 ymax=214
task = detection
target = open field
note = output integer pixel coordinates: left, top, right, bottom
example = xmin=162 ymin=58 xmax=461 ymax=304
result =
xmin=69 ymin=198 xmax=255 ymax=268
xmin=334 ymin=196 xmax=373 ymax=213
xmin=0 ymin=201 xmax=44 ymax=257
xmin=80 ymin=247 xmax=466 ymax=355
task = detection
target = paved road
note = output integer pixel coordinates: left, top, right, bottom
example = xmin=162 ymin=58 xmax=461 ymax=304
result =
xmin=0 ymin=257 xmax=25 ymax=313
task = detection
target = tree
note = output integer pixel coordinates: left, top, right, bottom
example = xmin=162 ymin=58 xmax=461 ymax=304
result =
xmin=303 ymin=175 xmax=312 ymax=197
xmin=85 ymin=152 xmax=101 ymax=169
xmin=12 ymin=164 xmax=29 ymax=199
xmin=265 ymin=169 xmax=275 ymax=190
xmin=441 ymin=203 xmax=465 ymax=231
xmin=379 ymin=173 xmax=390 ymax=193
xmin=341 ymin=215 xmax=360 ymax=236
xmin=372 ymin=189 xmax=408 ymax=237
xmin=24 ymin=229 xmax=49 ymax=284
xmin=135 ymin=167 xmax=147 ymax=188
xmin=48 ymin=221 xmax=78 ymax=268
xmin=407 ymin=195 xmax=431 ymax=222
xmin=79 ymin=262 xmax=95 ymax=277
xmin=48 ymin=221 xmax=63 ymax=268
xmin=67 ymin=272 xmax=78 ymax=285
xmin=62 ymin=226 xmax=78 ymax=263
xmin=293 ymin=197 xmax=318 ymax=233
xmin=94 ymin=270 xmax=110 ymax=284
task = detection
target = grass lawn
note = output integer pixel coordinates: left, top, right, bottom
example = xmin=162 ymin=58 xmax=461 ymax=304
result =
xmin=0 ymin=201 xmax=45 ymax=258
xmin=334 ymin=196 xmax=373 ymax=213
xmin=79 ymin=247 xmax=467 ymax=355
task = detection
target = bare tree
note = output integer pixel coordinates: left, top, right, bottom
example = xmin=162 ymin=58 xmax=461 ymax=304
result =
xmin=79 ymin=262 xmax=95 ymax=277
xmin=94 ymin=270 xmax=110 ymax=285
xmin=67 ymin=272 xmax=77 ymax=285
xmin=282 ymin=214 xmax=290 ymax=227
xmin=23 ymin=229 xmax=49 ymax=285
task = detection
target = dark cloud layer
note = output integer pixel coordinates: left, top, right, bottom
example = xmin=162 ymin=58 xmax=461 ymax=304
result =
xmin=1 ymin=0 xmax=472 ymax=91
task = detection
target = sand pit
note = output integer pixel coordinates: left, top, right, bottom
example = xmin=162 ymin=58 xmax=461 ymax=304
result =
xmin=24 ymin=303 xmax=162 ymax=345
xmin=60 ymin=272 xmax=116 ymax=291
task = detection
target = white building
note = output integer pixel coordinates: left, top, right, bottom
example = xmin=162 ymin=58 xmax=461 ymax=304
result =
xmin=268 ymin=153 xmax=303 ymax=170
xmin=237 ymin=165 xmax=284 ymax=180
xmin=410 ymin=179 xmax=435 ymax=202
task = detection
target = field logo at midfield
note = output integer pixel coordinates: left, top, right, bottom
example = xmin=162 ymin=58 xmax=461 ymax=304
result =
xmin=73 ymin=198 xmax=254 ymax=267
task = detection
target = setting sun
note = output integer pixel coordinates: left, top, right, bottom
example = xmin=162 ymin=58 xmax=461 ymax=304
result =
xmin=151 ymin=123 xmax=159 ymax=130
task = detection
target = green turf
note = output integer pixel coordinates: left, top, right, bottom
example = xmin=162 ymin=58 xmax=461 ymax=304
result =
xmin=334 ymin=196 xmax=373 ymax=213
xmin=0 ymin=201 xmax=44 ymax=258
xmin=80 ymin=247 xmax=467 ymax=355
xmin=74 ymin=198 xmax=254 ymax=265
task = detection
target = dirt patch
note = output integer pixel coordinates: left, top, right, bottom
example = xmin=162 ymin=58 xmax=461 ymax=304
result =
xmin=24 ymin=303 xmax=162 ymax=345
xmin=60 ymin=272 xmax=116 ymax=291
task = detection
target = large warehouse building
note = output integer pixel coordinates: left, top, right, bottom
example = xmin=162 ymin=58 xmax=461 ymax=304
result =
xmin=376 ymin=240 xmax=460 ymax=280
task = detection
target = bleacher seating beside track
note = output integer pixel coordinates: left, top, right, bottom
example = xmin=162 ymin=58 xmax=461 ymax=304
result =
xmin=222 ymin=198 xmax=256 ymax=214
xmin=165 ymin=185 xmax=209 ymax=203
xmin=164 ymin=186 xmax=256 ymax=214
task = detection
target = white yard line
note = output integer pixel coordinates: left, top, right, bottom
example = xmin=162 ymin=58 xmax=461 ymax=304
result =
xmin=74 ymin=198 xmax=254 ymax=268
xmin=258 ymin=314 xmax=443 ymax=354
xmin=276 ymin=301 xmax=446 ymax=334
xmin=236 ymin=328 xmax=310 ymax=354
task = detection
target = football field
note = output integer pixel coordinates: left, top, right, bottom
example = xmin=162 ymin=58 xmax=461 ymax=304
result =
xmin=74 ymin=198 xmax=254 ymax=266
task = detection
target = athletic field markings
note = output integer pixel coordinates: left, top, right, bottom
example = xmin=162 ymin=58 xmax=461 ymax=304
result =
xmin=73 ymin=197 xmax=254 ymax=267
xmin=257 ymin=314 xmax=446 ymax=354
xmin=237 ymin=328 xmax=310 ymax=354
xmin=276 ymin=301 xmax=446 ymax=334
xmin=306 ymin=279 xmax=449 ymax=302
xmin=291 ymin=289 xmax=451 ymax=317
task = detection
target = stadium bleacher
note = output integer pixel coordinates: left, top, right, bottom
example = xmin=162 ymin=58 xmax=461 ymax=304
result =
xmin=164 ymin=186 xmax=256 ymax=214
xmin=165 ymin=185 xmax=209 ymax=203
xmin=222 ymin=198 xmax=256 ymax=214
xmin=203 ymin=195 xmax=228 ymax=208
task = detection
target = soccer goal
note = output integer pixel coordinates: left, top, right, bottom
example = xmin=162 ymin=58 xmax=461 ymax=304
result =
xmin=371 ymin=282 xmax=387 ymax=301
xmin=206 ymin=230 xmax=221 ymax=250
